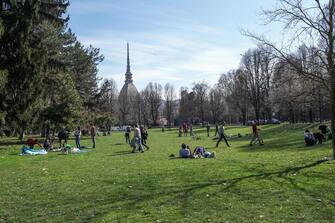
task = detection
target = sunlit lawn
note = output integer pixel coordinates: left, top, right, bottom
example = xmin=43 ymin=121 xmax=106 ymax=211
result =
xmin=0 ymin=124 xmax=334 ymax=222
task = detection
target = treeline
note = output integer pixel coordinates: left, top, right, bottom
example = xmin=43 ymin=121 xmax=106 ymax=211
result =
xmin=0 ymin=0 xmax=105 ymax=139
xmin=0 ymin=1 xmax=333 ymax=140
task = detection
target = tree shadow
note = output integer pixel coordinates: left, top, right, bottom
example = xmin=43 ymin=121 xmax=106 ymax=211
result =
xmin=0 ymin=140 xmax=23 ymax=146
xmin=20 ymin=158 xmax=328 ymax=223
xmin=113 ymin=143 xmax=125 ymax=146
xmin=108 ymin=150 xmax=135 ymax=157
xmin=237 ymin=137 xmax=328 ymax=152
xmin=94 ymin=159 xmax=330 ymax=222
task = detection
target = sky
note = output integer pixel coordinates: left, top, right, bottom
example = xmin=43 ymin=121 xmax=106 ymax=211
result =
xmin=68 ymin=0 xmax=281 ymax=92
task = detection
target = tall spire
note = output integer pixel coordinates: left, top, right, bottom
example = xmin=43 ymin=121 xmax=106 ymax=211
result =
xmin=127 ymin=42 xmax=131 ymax=72
xmin=125 ymin=42 xmax=133 ymax=84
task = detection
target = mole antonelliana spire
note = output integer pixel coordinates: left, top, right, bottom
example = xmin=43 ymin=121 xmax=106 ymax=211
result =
xmin=125 ymin=42 xmax=133 ymax=84
xmin=118 ymin=42 xmax=140 ymax=125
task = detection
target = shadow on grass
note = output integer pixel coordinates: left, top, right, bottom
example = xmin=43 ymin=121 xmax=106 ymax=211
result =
xmin=25 ymin=158 xmax=328 ymax=223
xmin=0 ymin=140 xmax=23 ymax=147
xmin=109 ymin=150 xmax=135 ymax=157
xmin=112 ymin=143 xmax=125 ymax=146
xmin=94 ymin=159 xmax=330 ymax=222
xmin=237 ymin=137 xmax=328 ymax=153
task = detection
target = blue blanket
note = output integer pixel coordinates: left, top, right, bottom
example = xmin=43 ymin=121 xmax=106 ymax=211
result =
xmin=21 ymin=147 xmax=48 ymax=156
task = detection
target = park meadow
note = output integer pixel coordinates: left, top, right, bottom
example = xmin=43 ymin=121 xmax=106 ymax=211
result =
xmin=0 ymin=124 xmax=334 ymax=223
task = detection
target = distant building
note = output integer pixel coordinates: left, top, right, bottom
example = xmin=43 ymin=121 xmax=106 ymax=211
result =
xmin=118 ymin=43 xmax=140 ymax=125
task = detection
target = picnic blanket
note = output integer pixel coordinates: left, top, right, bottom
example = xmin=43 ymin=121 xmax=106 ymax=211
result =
xmin=21 ymin=147 xmax=48 ymax=156
xmin=71 ymin=148 xmax=94 ymax=154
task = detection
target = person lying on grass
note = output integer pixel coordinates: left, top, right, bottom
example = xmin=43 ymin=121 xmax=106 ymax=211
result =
xmin=179 ymin=144 xmax=216 ymax=159
xmin=193 ymin=146 xmax=216 ymax=158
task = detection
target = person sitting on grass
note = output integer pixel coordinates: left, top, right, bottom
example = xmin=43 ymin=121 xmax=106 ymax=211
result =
xmin=27 ymin=138 xmax=42 ymax=149
xmin=304 ymin=130 xmax=316 ymax=146
xmin=179 ymin=143 xmax=191 ymax=158
xmin=313 ymin=132 xmax=325 ymax=144
xmin=43 ymin=135 xmax=54 ymax=151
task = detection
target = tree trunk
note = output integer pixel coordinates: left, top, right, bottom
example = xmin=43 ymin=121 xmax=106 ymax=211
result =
xmin=332 ymin=76 xmax=335 ymax=160
xmin=241 ymin=108 xmax=247 ymax=125
xmin=19 ymin=127 xmax=25 ymax=141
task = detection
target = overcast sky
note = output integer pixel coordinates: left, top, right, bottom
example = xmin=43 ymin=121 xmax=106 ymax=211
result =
xmin=68 ymin=0 xmax=281 ymax=92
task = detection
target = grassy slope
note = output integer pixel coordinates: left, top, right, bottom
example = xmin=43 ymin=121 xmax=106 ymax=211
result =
xmin=0 ymin=124 xmax=334 ymax=223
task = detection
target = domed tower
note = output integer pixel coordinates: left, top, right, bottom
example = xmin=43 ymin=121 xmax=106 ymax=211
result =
xmin=118 ymin=43 xmax=140 ymax=125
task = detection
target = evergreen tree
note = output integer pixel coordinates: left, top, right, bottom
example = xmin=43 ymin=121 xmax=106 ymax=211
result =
xmin=0 ymin=0 xmax=69 ymax=139
xmin=67 ymin=42 xmax=104 ymax=108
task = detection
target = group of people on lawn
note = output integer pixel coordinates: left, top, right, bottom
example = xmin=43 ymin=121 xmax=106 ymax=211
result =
xmin=26 ymin=123 xmax=97 ymax=151
xmin=124 ymin=124 xmax=149 ymax=153
xmin=179 ymin=143 xmax=216 ymax=159
xmin=304 ymin=124 xmax=332 ymax=146
xmin=178 ymin=120 xmax=264 ymax=158
xmin=177 ymin=120 xmax=264 ymax=149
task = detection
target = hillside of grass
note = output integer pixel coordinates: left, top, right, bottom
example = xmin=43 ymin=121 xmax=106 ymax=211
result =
xmin=0 ymin=124 xmax=334 ymax=223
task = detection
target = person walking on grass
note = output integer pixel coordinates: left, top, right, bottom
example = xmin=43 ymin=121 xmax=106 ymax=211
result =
xmin=133 ymin=124 xmax=144 ymax=153
xmin=90 ymin=123 xmax=97 ymax=148
xmin=183 ymin=122 xmax=188 ymax=136
xmin=249 ymin=121 xmax=264 ymax=146
xmin=206 ymin=122 xmax=210 ymax=137
xmin=140 ymin=126 xmax=150 ymax=150
xmin=214 ymin=123 xmax=219 ymax=137
xmin=189 ymin=124 xmax=193 ymax=136
xmin=178 ymin=125 xmax=182 ymax=137
xmin=216 ymin=122 xmax=230 ymax=148
xmin=74 ymin=126 xmax=81 ymax=149
xmin=125 ymin=125 xmax=131 ymax=144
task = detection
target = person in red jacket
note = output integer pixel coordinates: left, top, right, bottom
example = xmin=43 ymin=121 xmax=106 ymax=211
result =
xmin=250 ymin=121 xmax=264 ymax=146
xmin=27 ymin=138 xmax=42 ymax=149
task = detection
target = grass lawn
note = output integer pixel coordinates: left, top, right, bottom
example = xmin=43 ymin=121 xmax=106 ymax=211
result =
xmin=0 ymin=124 xmax=334 ymax=223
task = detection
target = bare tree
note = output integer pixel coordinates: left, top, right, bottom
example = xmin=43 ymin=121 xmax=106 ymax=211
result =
xmin=244 ymin=0 xmax=335 ymax=159
xmin=164 ymin=83 xmax=176 ymax=127
xmin=240 ymin=47 xmax=275 ymax=121
xmin=179 ymin=87 xmax=196 ymax=124
xmin=192 ymin=81 xmax=210 ymax=124
xmin=209 ymin=85 xmax=225 ymax=123
xmin=219 ymin=69 xmax=249 ymax=125
xmin=143 ymin=82 xmax=162 ymax=126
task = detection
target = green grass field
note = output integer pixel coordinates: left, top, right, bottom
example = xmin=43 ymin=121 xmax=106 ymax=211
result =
xmin=0 ymin=124 xmax=334 ymax=223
